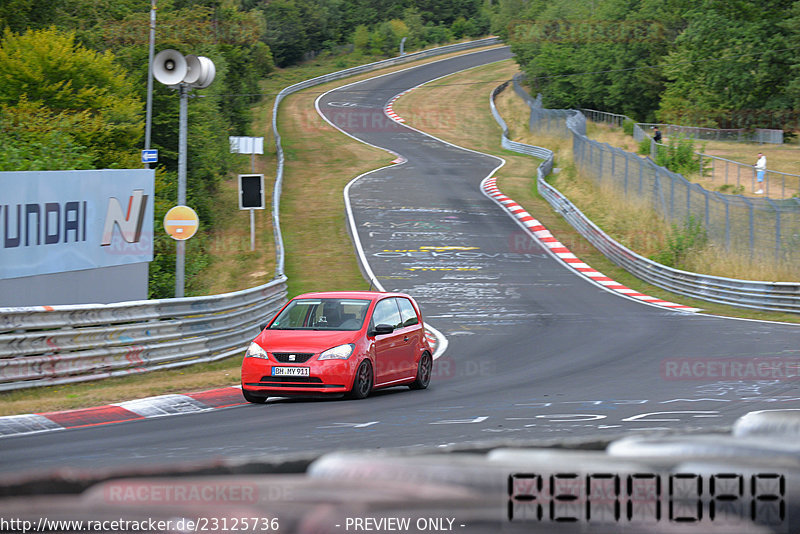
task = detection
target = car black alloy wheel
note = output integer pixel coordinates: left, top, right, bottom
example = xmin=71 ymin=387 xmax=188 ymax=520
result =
xmin=409 ymin=351 xmax=432 ymax=390
xmin=349 ymin=360 xmax=373 ymax=399
xmin=242 ymin=388 xmax=268 ymax=404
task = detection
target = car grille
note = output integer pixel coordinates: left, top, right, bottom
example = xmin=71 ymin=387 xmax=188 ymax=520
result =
xmin=272 ymin=352 xmax=314 ymax=363
xmin=259 ymin=376 xmax=323 ymax=384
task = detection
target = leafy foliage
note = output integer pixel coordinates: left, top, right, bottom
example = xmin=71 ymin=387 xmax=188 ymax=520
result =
xmin=658 ymin=0 xmax=794 ymax=127
xmin=501 ymin=0 xmax=799 ymax=129
xmin=653 ymin=135 xmax=704 ymax=177
xmin=650 ymin=216 xmax=708 ymax=268
xmin=0 ymin=27 xmax=142 ymax=169
xmin=0 ymin=98 xmax=95 ymax=171
xmin=0 ymin=0 xmax=491 ymax=298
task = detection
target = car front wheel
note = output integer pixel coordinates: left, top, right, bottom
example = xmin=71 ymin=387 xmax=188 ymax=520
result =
xmin=349 ymin=360 xmax=373 ymax=399
xmin=242 ymin=388 xmax=268 ymax=404
xmin=409 ymin=352 xmax=432 ymax=390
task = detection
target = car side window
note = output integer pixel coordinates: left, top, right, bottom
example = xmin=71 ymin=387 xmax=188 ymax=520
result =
xmin=396 ymin=297 xmax=419 ymax=327
xmin=371 ymin=298 xmax=402 ymax=330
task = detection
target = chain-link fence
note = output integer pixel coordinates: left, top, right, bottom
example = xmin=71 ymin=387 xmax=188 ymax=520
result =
xmin=634 ymin=123 xmax=783 ymax=144
xmin=516 ymin=76 xmax=800 ymax=265
xmin=629 ymin=123 xmax=799 ymax=198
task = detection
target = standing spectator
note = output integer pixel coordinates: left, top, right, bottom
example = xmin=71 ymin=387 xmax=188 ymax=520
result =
xmin=653 ymin=126 xmax=662 ymax=144
xmin=754 ymin=152 xmax=766 ymax=194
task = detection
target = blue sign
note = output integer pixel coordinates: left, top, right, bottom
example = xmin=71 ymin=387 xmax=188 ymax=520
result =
xmin=141 ymin=149 xmax=158 ymax=163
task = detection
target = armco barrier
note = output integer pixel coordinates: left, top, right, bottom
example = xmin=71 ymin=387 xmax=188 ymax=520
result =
xmin=491 ymin=81 xmax=800 ymax=314
xmin=0 ymin=39 xmax=500 ymax=391
xmin=0 ymin=278 xmax=288 ymax=391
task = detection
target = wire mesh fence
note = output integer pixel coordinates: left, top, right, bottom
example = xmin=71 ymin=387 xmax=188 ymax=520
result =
xmin=635 ymin=122 xmax=783 ymax=144
xmin=517 ymin=77 xmax=800 ymax=266
xmin=628 ymin=124 xmax=800 ymax=199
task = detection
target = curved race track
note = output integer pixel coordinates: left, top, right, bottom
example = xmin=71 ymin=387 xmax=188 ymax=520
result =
xmin=1 ymin=47 xmax=799 ymax=476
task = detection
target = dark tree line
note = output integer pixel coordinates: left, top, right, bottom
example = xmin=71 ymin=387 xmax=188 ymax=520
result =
xmin=500 ymin=0 xmax=800 ymax=128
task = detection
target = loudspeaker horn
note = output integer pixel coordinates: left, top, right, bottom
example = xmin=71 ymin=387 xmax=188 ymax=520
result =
xmin=153 ymin=49 xmax=187 ymax=86
xmin=183 ymin=54 xmax=203 ymax=86
xmin=193 ymin=56 xmax=216 ymax=89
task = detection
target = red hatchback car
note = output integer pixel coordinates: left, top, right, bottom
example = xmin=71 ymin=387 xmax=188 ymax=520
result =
xmin=241 ymin=291 xmax=433 ymax=403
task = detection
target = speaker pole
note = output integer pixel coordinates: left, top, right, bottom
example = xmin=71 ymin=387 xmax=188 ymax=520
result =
xmin=144 ymin=0 xmax=156 ymax=169
xmin=175 ymin=83 xmax=188 ymax=298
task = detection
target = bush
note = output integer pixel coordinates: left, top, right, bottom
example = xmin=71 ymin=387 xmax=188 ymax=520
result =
xmin=638 ymin=137 xmax=652 ymax=155
xmin=622 ymin=118 xmax=635 ymax=137
xmin=654 ymin=135 xmax=703 ymax=176
xmin=650 ymin=216 xmax=707 ymax=268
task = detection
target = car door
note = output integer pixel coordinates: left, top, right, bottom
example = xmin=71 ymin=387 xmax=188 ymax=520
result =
xmin=395 ymin=296 xmax=424 ymax=378
xmin=370 ymin=297 xmax=406 ymax=385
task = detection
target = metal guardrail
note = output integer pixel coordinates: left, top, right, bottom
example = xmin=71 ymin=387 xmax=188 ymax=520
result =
xmin=0 ymin=278 xmax=288 ymax=391
xmin=0 ymin=38 xmax=500 ymax=391
xmin=491 ymin=80 xmax=800 ymax=314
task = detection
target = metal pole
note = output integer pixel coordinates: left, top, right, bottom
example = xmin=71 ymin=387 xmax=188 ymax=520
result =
xmin=250 ymin=151 xmax=256 ymax=252
xmin=144 ymin=0 xmax=156 ymax=169
xmin=178 ymin=85 xmax=187 ymax=206
xmin=176 ymin=84 xmax=188 ymax=298
xmin=250 ymin=209 xmax=256 ymax=251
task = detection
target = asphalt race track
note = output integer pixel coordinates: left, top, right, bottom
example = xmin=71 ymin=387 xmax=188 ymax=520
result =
xmin=1 ymin=47 xmax=799 ymax=478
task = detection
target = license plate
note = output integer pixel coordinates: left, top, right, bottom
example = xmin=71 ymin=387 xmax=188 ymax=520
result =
xmin=272 ymin=367 xmax=310 ymax=377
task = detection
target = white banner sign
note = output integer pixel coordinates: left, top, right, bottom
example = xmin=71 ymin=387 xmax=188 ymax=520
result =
xmin=229 ymin=136 xmax=264 ymax=155
xmin=0 ymin=169 xmax=155 ymax=280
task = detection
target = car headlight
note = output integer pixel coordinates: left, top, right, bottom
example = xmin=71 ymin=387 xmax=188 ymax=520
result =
xmin=318 ymin=343 xmax=355 ymax=360
xmin=245 ymin=342 xmax=269 ymax=359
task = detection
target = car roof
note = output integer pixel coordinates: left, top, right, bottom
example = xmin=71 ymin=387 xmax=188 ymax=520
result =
xmin=292 ymin=291 xmax=411 ymax=302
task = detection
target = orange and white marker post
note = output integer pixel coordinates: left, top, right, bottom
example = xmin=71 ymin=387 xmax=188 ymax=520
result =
xmin=163 ymin=205 xmax=199 ymax=241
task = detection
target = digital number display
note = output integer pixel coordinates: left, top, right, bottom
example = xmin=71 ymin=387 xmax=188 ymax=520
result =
xmin=508 ymin=473 xmax=785 ymax=527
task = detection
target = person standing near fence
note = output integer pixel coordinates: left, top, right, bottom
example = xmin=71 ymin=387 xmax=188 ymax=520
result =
xmin=754 ymin=152 xmax=766 ymax=194
xmin=653 ymin=126 xmax=662 ymax=143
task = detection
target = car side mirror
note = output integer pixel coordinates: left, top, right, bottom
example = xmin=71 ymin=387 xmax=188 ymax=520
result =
xmin=259 ymin=323 xmax=268 ymax=331
xmin=372 ymin=323 xmax=394 ymax=335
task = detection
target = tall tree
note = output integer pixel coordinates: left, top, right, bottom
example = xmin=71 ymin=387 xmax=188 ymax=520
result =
xmin=260 ymin=0 xmax=309 ymax=66
xmin=0 ymin=27 xmax=142 ymax=168
xmin=658 ymin=0 xmax=794 ymax=127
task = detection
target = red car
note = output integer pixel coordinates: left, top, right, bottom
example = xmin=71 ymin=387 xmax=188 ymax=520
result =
xmin=241 ymin=291 xmax=433 ymax=403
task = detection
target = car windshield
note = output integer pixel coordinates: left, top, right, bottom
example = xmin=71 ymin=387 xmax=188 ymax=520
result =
xmin=268 ymin=298 xmax=370 ymax=331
